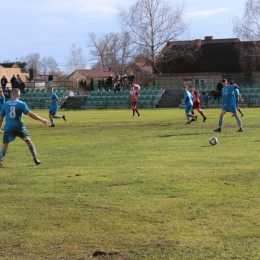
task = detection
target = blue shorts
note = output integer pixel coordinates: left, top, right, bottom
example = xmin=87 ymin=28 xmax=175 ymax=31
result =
xmin=222 ymin=104 xmax=236 ymax=113
xmin=185 ymin=104 xmax=192 ymax=114
xmin=3 ymin=130 xmax=30 ymax=143
xmin=49 ymin=107 xmax=58 ymax=115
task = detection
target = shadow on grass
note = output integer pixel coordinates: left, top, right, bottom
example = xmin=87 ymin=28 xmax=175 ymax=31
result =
xmin=160 ymin=132 xmax=201 ymax=138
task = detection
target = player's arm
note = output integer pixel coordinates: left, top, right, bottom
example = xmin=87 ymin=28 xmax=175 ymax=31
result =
xmin=27 ymin=111 xmax=48 ymax=125
xmin=239 ymin=94 xmax=244 ymax=102
xmin=46 ymin=98 xmax=59 ymax=103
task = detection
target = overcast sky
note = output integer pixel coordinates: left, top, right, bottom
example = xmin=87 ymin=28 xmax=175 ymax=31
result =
xmin=1 ymin=0 xmax=245 ymax=70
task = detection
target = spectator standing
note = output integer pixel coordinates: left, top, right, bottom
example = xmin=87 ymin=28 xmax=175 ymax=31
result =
xmin=113 ymin=73 xmax=120 ymax=91
xmin=120 ymin=71 xmax=127 ymax=86
xmin=1 ymin=76 xmax=8 ymax=93
xmin=128 ymin=72 xmax=135 ymax=86
xmin=4 ymin=87 xmax=10 ymax=101
xmin=10 ymin=75 xmax=16 ymax=89
xmin=20 ymin=80 xmax=26 ymax=94
xmin=107 ymin=74 xmax=113 ymax=91
xmin=48 ymin=73 xmax=53 ymax=88
xmin=16 ymin=74 xmax=22 ymax=85
xmin=203 ymin=91 xmax=210 ymax=108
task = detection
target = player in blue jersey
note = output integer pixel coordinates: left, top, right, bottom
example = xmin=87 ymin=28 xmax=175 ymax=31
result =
xmin=182 ymin=86 xmax=197 ymax=124
xmin=0 ymin=88 xmax=6 ymax=111
xmin=214 ymin=79 xmax=243 ymax=132
xmin=231 ymin=81 xmax=244 ymax=117
xmin=0 ymin=88 xmax=48 ymax=167
xmin=46 ymin=86 xmax=66 ymax=127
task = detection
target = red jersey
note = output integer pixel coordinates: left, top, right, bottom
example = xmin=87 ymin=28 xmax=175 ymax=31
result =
xmin=191 ymin=89 xmax=200 ymax=103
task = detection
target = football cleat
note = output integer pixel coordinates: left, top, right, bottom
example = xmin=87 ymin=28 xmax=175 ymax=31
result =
xmin=49 ymin=124 xmax=55 ymax=127
xmin=0 ymin=160 xmax=2 ymax=167
xmin=203 ymin=117 xmax=207 ymax=122
xmin=237 ymin=127 xmax=244 ymax=132
xmin=186 ymin=121 xmax=191 ymax=124
xmin=34 ymin=157 xmax=41 ymax=165
xmin=62 ymin=115 xmax=66 ymax=121
xmin=213 ymin=127 xmax=221 ymax=132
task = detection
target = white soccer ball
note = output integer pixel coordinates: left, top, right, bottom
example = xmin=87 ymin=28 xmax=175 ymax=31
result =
xmin=209 ymin=136 xmax=218 ymax=146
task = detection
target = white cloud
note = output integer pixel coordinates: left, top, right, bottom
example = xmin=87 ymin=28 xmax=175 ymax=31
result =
xmin=185 ymin=8 xmax=226 ymax=19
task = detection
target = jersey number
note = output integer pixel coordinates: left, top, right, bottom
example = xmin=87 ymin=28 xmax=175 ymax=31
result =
xmin=9 ymin=106 xmax=16 ymax=118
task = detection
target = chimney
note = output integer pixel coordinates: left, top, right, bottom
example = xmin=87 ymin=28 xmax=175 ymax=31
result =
xmin=205 ymin=36 xmax=213 ymax=41
xmin=167 ymin=42 xmax=174 ymax=48
xmin=194 ymin=39 xmax=201 ymax=50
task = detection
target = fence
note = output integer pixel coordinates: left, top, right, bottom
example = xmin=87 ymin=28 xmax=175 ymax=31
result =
xmin=25 ymin=81 xmax=74 ymax=90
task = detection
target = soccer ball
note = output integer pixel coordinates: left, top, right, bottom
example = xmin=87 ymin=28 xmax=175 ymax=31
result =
xmin=209 ymin=136 xmax=218 ymax=145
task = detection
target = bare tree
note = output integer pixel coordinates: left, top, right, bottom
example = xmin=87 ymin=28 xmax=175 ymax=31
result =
xmin=39 ymin=56 xmax=59 ymax=75
xmin=88 ymin=33 xmax=112 ymax=70
xmin=88 ymin=32 xmax=133 ymax=72
xmin=21 ymin=53 xmax=41 ymax=74
xmin=67 ymin=43 xmax=86 ymax=88
xmin=233 ymin=0 xmax=260 ymax=75
xmin=118 ymin=0 xmax=188 ymax=73
xmin=68 ymin=43 xmax=86 ymax=73
xmin=233 ymin=0 xmax=260 ymax=41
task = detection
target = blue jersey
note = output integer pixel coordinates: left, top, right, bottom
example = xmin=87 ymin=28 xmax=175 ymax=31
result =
xmin=0 ymin=94 xmax=6 ymax=110
xmin=222 ymin=85 xmax=236 ymax=106
xmin=50 ymin=92 xmax=59 ymax=110
xmin=184 ymin=90 xmax=193 ymax=106
xmin=0 ymin=99 xmax=30 ymax=132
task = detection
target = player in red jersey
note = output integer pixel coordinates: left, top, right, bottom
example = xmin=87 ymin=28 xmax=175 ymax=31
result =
xmin=188 ymin=85 xmax=207 ymax=122
xmin=129 ymin=84 xmax=140 ymax=117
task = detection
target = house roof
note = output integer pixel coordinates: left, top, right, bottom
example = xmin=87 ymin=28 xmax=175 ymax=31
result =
xmin=68 ymin=69 xmax=115 ymax=78
xmin=158 ymin=41 xmax=245 ymax=74
xmin=126 ymin=62 xmax=153 ymax=74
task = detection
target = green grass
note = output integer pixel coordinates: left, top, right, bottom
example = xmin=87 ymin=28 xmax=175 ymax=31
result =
xmin=0 ymin=107 xmax=260 ymax=259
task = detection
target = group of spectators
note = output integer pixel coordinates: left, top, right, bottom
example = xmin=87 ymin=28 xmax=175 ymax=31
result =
xmin=201 ymin=80 xmax=223 ymax=107
xmin=106 ymin=71 xmax=136 ymax=92
xmin=1 ymin=74 xmax=26 ymax=100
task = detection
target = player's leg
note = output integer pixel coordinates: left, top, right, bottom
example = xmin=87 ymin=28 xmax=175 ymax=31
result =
xmin=52 ymin=114 xmax=66 ymax=121
xmin=49 ymin=110 xmax=55 ymax=127
xmin=214 ymin=109 xmax=226 ymax=132
xmin=197 ymin=108 xmax=207 ymax=122
xmin=135 ymin=102 xmax=140 ymax=117
xmin=185 ymin=105 xmax=196 ymax=123
xmin=237 ymin=106 xmax=244 ymax=117
xmin=131 ymin=102 xmax=136 ymax=117
xmin=234 ymin=113 xmax=243 ymax=132
xmin=0 ymin=143 xmax=9 ymax=167
xmin=25 ymin=138 xmax=41 ymax=165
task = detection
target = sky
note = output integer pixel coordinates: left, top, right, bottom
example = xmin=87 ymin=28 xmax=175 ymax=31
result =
xmin=1 ymin=0 xmax=246 ymax=71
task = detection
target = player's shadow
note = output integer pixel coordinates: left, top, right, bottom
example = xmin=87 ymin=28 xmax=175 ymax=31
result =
xmin=160 ymin=132 xmax=201 ymax=138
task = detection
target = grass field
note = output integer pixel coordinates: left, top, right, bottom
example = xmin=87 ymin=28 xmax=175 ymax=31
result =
xmin=0 ymin=107 xmax=260 ymax=260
